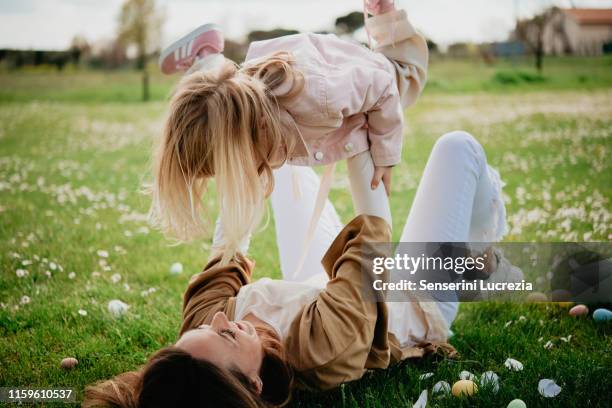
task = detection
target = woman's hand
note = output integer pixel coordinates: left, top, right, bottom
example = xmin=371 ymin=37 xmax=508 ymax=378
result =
xmin=364 ymin=0 xmax=396 ymax=15
xmin=371 ymin=165 xmax=392 ymax=196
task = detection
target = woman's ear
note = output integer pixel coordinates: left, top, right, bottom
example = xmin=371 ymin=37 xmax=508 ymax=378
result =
xmin=250 ymin=375 xmax=263 ymax=395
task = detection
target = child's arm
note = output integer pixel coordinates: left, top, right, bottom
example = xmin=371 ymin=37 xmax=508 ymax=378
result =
xmin=365 ymin=0 xmax=429 ymax=109
xmin=364 ymin=1 xmax=429 ymax=194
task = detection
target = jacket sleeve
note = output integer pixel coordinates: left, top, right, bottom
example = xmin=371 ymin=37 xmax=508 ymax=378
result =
xmin=179 ymin=254 xmax=252 ymax=335
xmin=365 ymin=8 xmax=429 ymax=110
xmin=283 ymin=215 xmax=392 ymax=390
xmin=326 ymin=61 xmax=404 ymax=167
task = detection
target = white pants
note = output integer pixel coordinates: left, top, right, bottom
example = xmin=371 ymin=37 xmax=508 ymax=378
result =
xmin=268 ymin=131 xmax=507 ymax=342
xmin=215 ymin=131 xmax=507 ymax=342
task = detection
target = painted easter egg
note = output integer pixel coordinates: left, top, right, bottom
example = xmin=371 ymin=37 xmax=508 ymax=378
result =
xmin=568 ymin=304 xmax=589 ymax=317
xmin=480 ymin=371 xmax=500 ymax=393
xmin=432 ymin=381 xmax=451 ymax=397
xmin=593 ymin=308 xmax=612 ymax=322
xmin=452 ymin=380 xmax=478 ymax=397
xmin=526 ymin=292 xmax=548 ymax=302
xmin=507 ymin=398 xmax=527 ymax=408
xmin=61 ymin=357 xmax=78 ymax=369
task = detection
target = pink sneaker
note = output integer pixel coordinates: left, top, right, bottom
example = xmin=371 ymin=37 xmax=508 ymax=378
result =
xmin=159 ymin=23 xmax=224 ymax=75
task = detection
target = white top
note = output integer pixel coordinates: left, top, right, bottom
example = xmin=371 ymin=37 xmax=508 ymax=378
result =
xmin=234 ymin=278 xmax=322 ymax=339
xmin=234 ymin=277 xmax=447 ymax=346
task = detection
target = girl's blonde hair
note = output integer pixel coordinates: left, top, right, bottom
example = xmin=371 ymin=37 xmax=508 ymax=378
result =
xmin=149 ymin=52 xmax=303 ymax=264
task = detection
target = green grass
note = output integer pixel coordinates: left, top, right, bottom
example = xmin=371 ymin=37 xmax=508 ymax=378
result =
xmin=1 ymin=57 xmax=611 ymax=407
xmin=1 ymin=56 xmax=611 ymax=103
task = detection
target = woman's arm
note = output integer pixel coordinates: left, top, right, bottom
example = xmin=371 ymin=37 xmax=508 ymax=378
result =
xmin=179 ymin=254 xmax=252 ymax=335
xmin=283 ymin=214 xmax=392 ymax=390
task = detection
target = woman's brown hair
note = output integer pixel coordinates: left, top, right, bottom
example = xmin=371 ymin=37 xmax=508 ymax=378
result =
xmin=83 ymin=324 xmax=293 ymax=407
xmin=148 ymin=52 xmax=304 ymax=265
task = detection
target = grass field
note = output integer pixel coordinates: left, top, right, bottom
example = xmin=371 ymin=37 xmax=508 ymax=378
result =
xmin=0 ymin=57 xmax=611 ymax=407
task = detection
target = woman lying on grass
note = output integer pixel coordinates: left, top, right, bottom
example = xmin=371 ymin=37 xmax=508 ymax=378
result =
xmin=84 ymin=129 xmax=523 ymax=407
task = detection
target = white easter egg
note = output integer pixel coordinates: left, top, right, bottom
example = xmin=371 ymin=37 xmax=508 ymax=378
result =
xmin=108 ymin=299 xmax=129 ymax=318
xmin=169 ymin=262 xmax=183 ymax=275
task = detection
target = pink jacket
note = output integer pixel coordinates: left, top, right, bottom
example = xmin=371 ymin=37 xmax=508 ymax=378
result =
xmin=244 ymin=9 xmax=428 ymax=167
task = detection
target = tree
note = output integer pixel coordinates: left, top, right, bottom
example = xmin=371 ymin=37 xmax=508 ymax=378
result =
xmin=247 ymin=29 xmax=299 ymax=43
xmin=335 ymin=11 xmax=364 ymax=34
xmin=117 ymin=0 xmax=164 ymax=101
xmin=69 ymin=35 xmax=91 ymax=66
xmin=515 ymin=8 xmax=555 ymax=73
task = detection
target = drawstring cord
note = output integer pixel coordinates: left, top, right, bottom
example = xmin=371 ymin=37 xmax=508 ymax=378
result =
xmin=363 ymin=0 xmax=373 ymax=49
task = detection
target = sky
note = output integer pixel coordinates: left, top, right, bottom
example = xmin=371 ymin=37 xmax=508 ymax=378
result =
xmin=1 ymin=0 xmax=611 ymax=50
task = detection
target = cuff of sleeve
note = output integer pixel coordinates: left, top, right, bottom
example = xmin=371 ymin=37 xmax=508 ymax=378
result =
xmin=370 ymin=150 xmax=401 ymax=167
xmin=372 ymin=156 xmax=401 ymax=167
xmin=370 ymin=123 xmax=403 ymax=167
xmin=365 ymin=9 xmax=417 ymax=47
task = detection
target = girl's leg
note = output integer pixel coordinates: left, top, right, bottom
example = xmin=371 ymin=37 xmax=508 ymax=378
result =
xmin=270 ymin=165 xmax=344 ymax=286
xmin=347 ymin=151 xmax=392 ymax=226
xmin=388 ymin=131 xmax=508 ymax=344
xmin=271 ymin=151 xmax=391 ymax=286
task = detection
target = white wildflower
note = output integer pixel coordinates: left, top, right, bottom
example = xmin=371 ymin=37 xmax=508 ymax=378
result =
xmin=16 ymin=269 xmax=28 ymax=278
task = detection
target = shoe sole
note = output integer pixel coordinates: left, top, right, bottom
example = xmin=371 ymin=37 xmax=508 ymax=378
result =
xmin=159 ymin=23 xmax=223 ymax=74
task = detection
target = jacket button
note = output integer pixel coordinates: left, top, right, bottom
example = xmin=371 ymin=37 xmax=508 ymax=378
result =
xmin=314 ymin=151 xmax=324 ymax=161
xmin=344 ymin=142 xmax=354 ymax=152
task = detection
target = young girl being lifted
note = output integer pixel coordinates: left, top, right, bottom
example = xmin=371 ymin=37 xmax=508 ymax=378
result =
xmin=150 ymin=0 xmax=427 ymax=266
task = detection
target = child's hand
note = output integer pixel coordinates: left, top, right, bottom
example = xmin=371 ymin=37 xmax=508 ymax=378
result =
xmin=365 ymin=0 xmax=396 ymax=15
xmin=371 ymin=165 xmax=392 ymax=196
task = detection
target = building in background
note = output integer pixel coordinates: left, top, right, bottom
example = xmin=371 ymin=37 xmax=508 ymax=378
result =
xmin=543 ymin=8 xmax=612 ymax=56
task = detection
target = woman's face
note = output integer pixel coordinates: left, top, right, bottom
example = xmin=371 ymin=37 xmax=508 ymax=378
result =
xmin=175 ymin=311 xmax=264 ymax=390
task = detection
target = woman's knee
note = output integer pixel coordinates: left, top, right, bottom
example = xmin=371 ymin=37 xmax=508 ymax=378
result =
xmin=432 ymin=130 xmax=484 ymax=162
